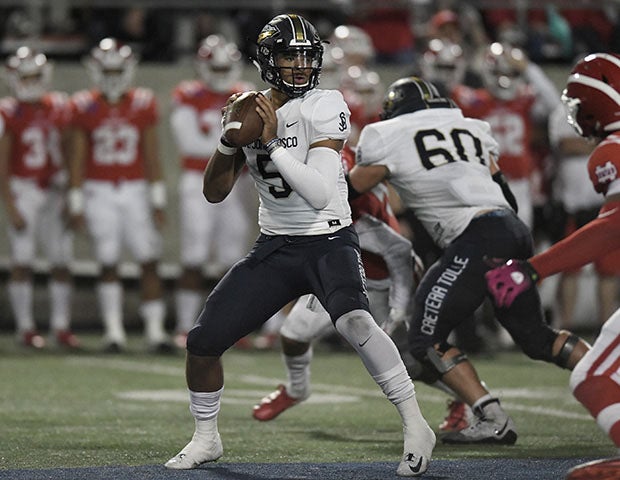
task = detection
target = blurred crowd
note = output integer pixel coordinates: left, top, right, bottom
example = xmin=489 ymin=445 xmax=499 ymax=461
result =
xmin=0 ymin=2 xmax=618 ymax=354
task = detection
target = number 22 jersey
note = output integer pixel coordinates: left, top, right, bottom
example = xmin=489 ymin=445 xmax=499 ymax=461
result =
xmin=356 ymin=107 xmax=510 ymax=249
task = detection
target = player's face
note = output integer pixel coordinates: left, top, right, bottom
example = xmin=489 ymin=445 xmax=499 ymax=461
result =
xmin=276 ymin=50 xmax=317 ymax=90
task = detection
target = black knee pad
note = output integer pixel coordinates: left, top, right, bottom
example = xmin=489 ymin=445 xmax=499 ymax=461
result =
xmin=510 ymin=324 xmax=557 ymax=362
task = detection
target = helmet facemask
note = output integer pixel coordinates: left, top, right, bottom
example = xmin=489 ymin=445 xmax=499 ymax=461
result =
xmin=85 ymin=38 xmax=137 ymax=103
xmin=5 ymin=47 xmax=52 ymax=102
xmin=254 ymin=14 xmax=323 ymax=98
xmin=195 ymin=34 xmax=242 ymax=93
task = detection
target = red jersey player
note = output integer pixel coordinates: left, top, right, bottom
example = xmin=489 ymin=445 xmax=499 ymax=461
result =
xmin=485 ymin=53 xmax=620 ymax=480
xmin=452 ymin=42 xmax=559 ymax=230
xmin=0 ymin=47 xmax=79 ymax=349
xmin=67 ymin=38 xmax=171 ymax=353
xmin=170 ymin=35 xmax=257 ymax=347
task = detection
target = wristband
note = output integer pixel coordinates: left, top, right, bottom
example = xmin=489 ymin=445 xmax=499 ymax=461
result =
xmin=217 ymin=136 xmax=238 ymax=156
xmin=264 ymin=137 xmax=283 ymax=155
xmin=68 ymin=187 xmax=84 ymax=215
xmin=149 ymin=181 xmax=167 ymax=209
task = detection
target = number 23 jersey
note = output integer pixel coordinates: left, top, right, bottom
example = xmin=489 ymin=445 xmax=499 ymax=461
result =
xmin=243 ymin=88 xmax=352 ymax=236
xmin=356 ymin=107 xmax=510 ymax=248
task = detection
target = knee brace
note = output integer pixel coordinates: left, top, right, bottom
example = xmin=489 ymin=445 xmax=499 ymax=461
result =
xmin=411 ymin=343 xmax=468 ymax=384
xmin=553 ymin=330 xmax=581 ymax=369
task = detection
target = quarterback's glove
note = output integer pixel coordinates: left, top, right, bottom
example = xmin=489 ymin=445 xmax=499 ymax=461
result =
xmin=382 ymin=307 xmax=409 ymax=336
xmin=485 ymin=259 xmax=539 ymax=308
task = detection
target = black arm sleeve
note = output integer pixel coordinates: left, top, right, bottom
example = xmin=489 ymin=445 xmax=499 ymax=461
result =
xmin=492 ymin=171 xmax=518 ymax=213
xmin=345 ymin=174 xmax=362 ymax=201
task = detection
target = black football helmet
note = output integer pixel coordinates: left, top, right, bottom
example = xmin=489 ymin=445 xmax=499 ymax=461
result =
xmin=254 ymin=13 xmax=323 ymax=98
xmin=380 ymin=76 xmax=455 ymax=120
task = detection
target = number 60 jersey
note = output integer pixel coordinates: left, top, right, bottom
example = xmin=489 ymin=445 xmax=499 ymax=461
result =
xmin=356 ymin=107 xmax=510 ymax=249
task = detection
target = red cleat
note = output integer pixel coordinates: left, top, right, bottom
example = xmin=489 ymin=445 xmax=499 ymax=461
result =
xmin=55 ymin=330 xmax=82 ymax=349
xmin=252 ymin=385 xmax=301 ymax=421
xmin=439 ymin=400 xmax=469 ymax=432
xmin=566 ymin=457 xmax=620 ymax=479
xmin=21 ymin=330 xmax=46 ymax=349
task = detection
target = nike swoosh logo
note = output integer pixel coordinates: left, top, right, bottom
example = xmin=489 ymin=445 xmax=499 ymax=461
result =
xmin=494 ymin=420 xmax=509 ymax=436
xmin=286 ymin=121 xmax=299 ymax=128
xmin=358 ymin=335 xmax=371 ymax=347
xmin=327 ymin=236 xmax=339 ymax=240
xmin=408 ymin=456 xmax=423 ymax=473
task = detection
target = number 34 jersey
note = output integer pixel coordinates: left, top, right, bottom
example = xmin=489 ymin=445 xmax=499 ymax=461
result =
xmin=356 ymin=107 xmax=510 ymax=249
xmin=243 ymin=88 xmax=352 ymax=236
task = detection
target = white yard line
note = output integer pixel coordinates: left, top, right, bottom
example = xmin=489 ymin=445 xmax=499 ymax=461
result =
xmin=71 ymin=356 xmax=592 ymax=421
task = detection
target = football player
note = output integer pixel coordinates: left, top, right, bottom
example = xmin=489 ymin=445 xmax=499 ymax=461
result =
xmin=485 ymin=53 xmax=620 ymax=479
xmin=452 ymin=42 xmax=560 ymax=230
xmin=66 ymin=38 xmax=171 ymax=353
xmin=169 ymin=34 xmax=257 ymax=348
xmin=251 ymin=146 xmax=418 ymax=419
xmin=347 ymin=76 xmax=591 ymax=445
xmin=0 ymin=47 xmax=79 ymax=349
xmin=164 ymin=14 xmax=436 ymax=477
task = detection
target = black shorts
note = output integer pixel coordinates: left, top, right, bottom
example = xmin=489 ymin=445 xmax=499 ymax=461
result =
xmin=409 ymin=209 xmax=555 ymax=360
xmin=187 ymin=225 xmax=370 ymax=356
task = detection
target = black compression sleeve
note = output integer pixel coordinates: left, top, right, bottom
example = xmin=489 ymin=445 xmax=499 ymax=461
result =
xmin=345 ymin=174 xmax=362 ymax=201
xmin=492 ymin=171 xmax=518 ymax=213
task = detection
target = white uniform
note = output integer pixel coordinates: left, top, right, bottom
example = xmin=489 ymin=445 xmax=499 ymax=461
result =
xmin=243 ymin=89 xmax=352 ymax=236
xmin=356 ymin=108 xmax=509 ymax=248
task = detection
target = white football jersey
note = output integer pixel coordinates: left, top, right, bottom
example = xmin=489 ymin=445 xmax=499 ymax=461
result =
xmin=356 ymin=108 xmax=510 ymax=248
xmin=243 ymin=88 xmax=352 ymax=235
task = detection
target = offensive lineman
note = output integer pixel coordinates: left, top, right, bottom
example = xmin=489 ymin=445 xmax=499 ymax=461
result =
xmin=348 ymin=76 xmax=591 ymax=445
xmin=164 ymin=14 xmax=435 ymax=477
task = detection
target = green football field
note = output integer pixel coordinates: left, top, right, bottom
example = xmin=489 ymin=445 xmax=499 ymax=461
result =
xmin=0 ymin=333 xmax=614 ymax=471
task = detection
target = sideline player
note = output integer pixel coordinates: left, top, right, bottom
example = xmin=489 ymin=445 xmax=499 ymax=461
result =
xmin=164 ymin=14 xmax=435 ymax=477
xmin=0 ymin=47 xmax=79 ymax=349
xmin=67 ymin=38 xmax=171 ymax=353
xmin=484 ymin=53 xmax=620 ymax=479
xmin=348 ymin=76 xmax=591 ymax=445
xmin=170 ymin=34 xmax=256 ymax=347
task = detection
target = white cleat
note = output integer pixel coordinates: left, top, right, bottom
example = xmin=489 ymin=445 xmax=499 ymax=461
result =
xmin=396 ymin=452 xmax=431 ymax=477
xmin=397 ymin=424 xmax=436 ymax=477
xmin=164 ymin=432 xmax=223 ymax=469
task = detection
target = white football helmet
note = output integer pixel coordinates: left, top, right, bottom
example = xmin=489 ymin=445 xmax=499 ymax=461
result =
xmin=84 ymin=38 xmax=137 ymax=102
xmin=329 ymin=25 xmax=375 ymax=67
xmin=195 ymin=34 xmax=242 ymax=93
xmin=318 ymin=43 xmax=342 ymax=90
xmin=480 ymin=42 xmax=526 ymax=101
xmin=4 ymin=46 xmax=52 ymax=102
xmin=341 ymin=65 xmax=384 ymax=118
xmin=421 ymin=39 xmax=466 ymax=91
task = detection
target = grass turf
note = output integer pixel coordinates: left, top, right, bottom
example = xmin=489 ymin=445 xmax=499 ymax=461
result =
xmin=0 ymin=333 xmax=614 ymax=471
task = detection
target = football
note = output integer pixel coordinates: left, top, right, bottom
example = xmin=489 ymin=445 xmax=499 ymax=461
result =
xmin=222 ymin=91 xmax=264 ymax=147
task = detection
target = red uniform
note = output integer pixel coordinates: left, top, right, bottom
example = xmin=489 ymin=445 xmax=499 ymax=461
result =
xmin=341 ymin=148 xmax=401 ymax=281
xmin=452 ymin=84 xmax=536 ymax=180
xmin=70 ymin=88 xmax=157 ymax=182
xmin=0 ymin=92 xmax=71 ymax=186
xmin=171 ymin=80 xmax=250 ymax=172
